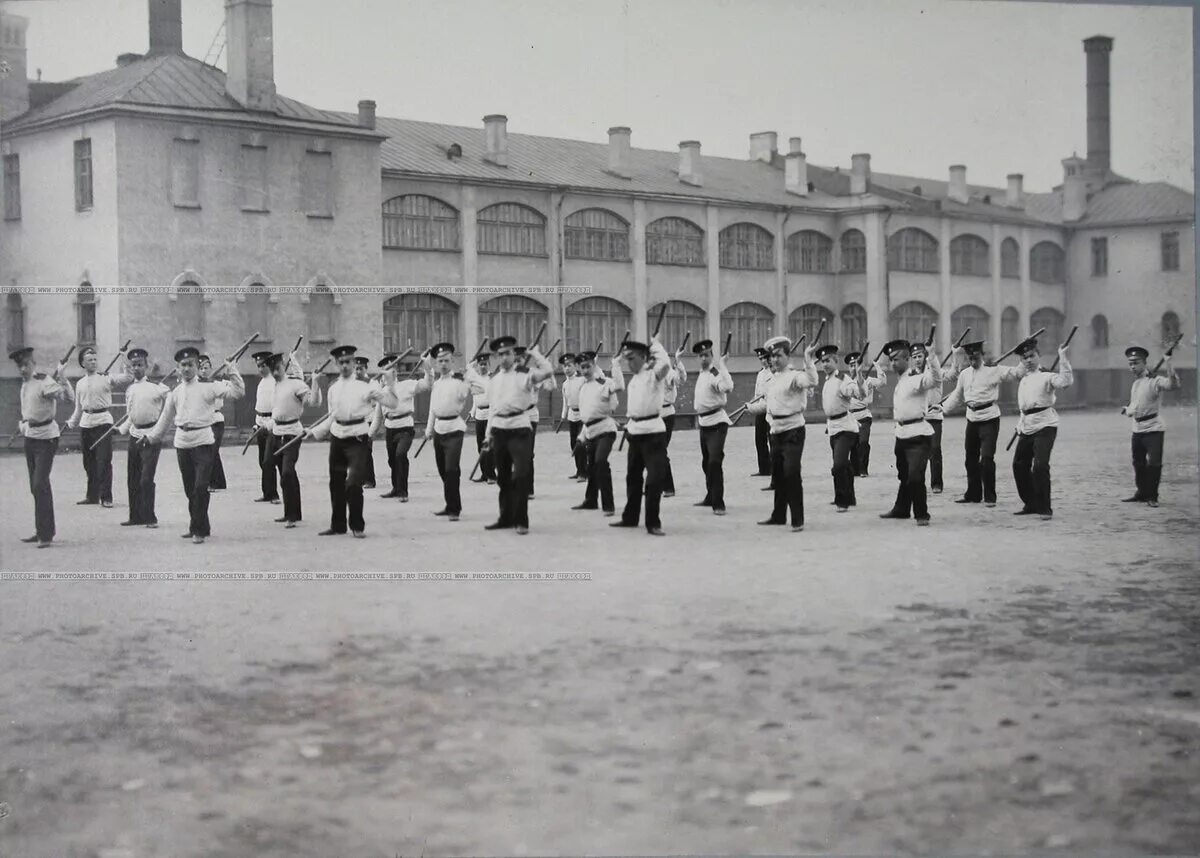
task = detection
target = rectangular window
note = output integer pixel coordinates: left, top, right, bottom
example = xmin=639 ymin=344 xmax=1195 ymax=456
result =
xmin=74 ymin=138 xmax=93 ymax=211
xmin=240 ymin=145 xmax=268 ymax=211
xmin=1161 ymin=231 xmax=1179 ymax=271
xmin=3 ymin=154 xmax=19 ymax=220
xmin=302 ymin=150 xmax=333 ymax=218
xmin=1091 ymin=237 xmax=1107 ymax=276
xmin=171 ymin=138 xmax=200 ymax=208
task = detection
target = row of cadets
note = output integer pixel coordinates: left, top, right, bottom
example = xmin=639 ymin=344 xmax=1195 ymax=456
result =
xmin=354 ymin=357 xmax=379 ymax=489
xmin=267 ymin=349 xmax=322 ymax=528
xmin=65 ymin=345 xmax=133 ymax=507
xmin=747 ymin=336 xmax=818 ymax=532
xmin=570 ymin=348 xmax=624 ymax=515
xmin=466 ymin=351 xmax=496 ymax=484
xmin=145 ymin=347 xmax=245 ymax=544
xmin=1012 ymin=335 xmax=1073 ymax=519
xmin=116 ymin=348 xmax=169 ymax=527
xmin=1120 ymin=344 xmax=1180 ymax=506
xmin=815 ymin=344 xmax=864 ymax=513
xmin=610 ymin=336 xmax=672 ymax=535
xmin=690 ymin=339 xmax=734 ymax=515
xmin=844 ymin=349 xmax=885 ymax=478
xmin=877 ymin=338 xmax=941 ymax=526
xmin=483 ymin=336 xmax=554 ymax=534
xmin=526 ymin=355 xmax=557 ymax=499
xmin=250 ymin=351 xmax=279 ymax=504
xmin=12 ymin=346 xmax=74 ymax=547
xmin=751 ymin=347 xmax=773 ymax=481
xmin=196 ymin=355 xmax=229 ymax=492
xmin=658 ymin=344 xmax=687 ymax=497
xmin=305 ymin=345 xmax=397 ymax=537
xmin=423 ymin=342 xmax=483 ymax=521
xmin=375 ymin=351 xmax=432 ymax=501
xmin=559 ymin=353 xmax=589 ymax=481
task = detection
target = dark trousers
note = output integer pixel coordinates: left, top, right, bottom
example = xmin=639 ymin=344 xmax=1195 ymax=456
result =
xmin=929 ymin=419 xmax=944 ymax=490
xmin=80 ymin=424 xmax=114 ymax=502
xmin=829 ymin=430 xmax=858 ymax=508
xmin=177 ymin=443 xmax=214 ymax=537
xmin=1013 ymin=427 xmax=1057 ymax=514
xmin=853 ymin=416 xmax=873 ymax=476
xmin=754 ymin=413 xmax=772 ymax=475
xmin=257 ymin=429 xmax=278 ymax=500
xmin=24 ymin=437 xmax=58 ymax=540
xmin=769 ymin=427 xmax=806 ymax=526
xmin=475 ymin=419 xmax=495 ymax=481
xmin=385 ymin=426 xmax=415 ymax=495
xmin=365 ymin=438 xmax=377 ymax=488
xmin=699 ymin=423 xmax=728 ymax=511
xmin=433 ymin=430 xmax=464 ymax=515
xmin=964 ymin=417 xmax=1000 ymax=502
xmin=662 ymin=414 xmax=676 ymax=493
xmin=328 ymin=434 xmax=370 ymax=533
xmin=890 ymin=435 xmax=932 ymax=520
xmin=127 ymin=439 xmax=161 ymax=524
xmin=583 ymin=431 xmax=616 ymax=512
xmin=272 ymin=433 xmax=303 ymax=522
xmin=529 ymin=423 xmax=538 ymax=494
xmin=568 ymin=419 xmax=587 ymax=476
xmin=210 ymin=421 xmax=227 ymax=490
xmin=1131 ymin=431 xmax=1165 ymax=501
xmin=493 ymin=427 xmax=533 ymax=527
xmin=622 ymin=431 xmax=667 ymax=530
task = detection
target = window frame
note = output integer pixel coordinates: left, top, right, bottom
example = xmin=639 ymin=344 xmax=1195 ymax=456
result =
xmin=477 ymin=202 xmax=548 ymax=258
xmin=563 ymin=208 xmax=630 ymax=262
xmin=839 ymin=229 xmax=866 ymax=273
xmin=718 ymin=222 xmax=775 ymax=271
xmin=1091 ymin=314 xmax=1109 ymax=348
xmin=887 ymin=228 xmax=940 ymax=273
xmin=1000 ymin=237 xmax=1020 ymax=279
xmin=949 ymin=234 xmax=990 ymax=277
xmin=565 ymin=296 xmax=632 ymax=354
xmin=889 ymin=300 xmax=938 ymax=342
xmin=950 ymin=304 xmax=991 ymax=344
xmin=786 ymin=230 xmax=833 ymax=273
xmin=74 ymin=138 xmax=93 ymax=211
xmin=1161 ymin=231 xmax=1180 ymax=272
xmin=382 ymin=292 xmax=460 ymax=354
xmin=382 ymin=194 xmax=461 ymax=251
xmin=1030 ymin=241 xmax=1065 ymax=284
xmin=840 ymin=303 xmax=867 ymax=348
xmin=7 ymin=290 xmax=25 ymax=349
xmin=721 ymin=301 xmax=776 ymax=355
xmin=3 ymin=153 xmax=20 ymax=220
xmin=76 ymin=282 xmax=97 ymax=345
xmin=645 ymin=217 xmax=705 ymax=267
xmin=1090 ymin=236 xmax=1108 ymax=277
xmin=787 ymin=303 xmax=833 ymax=347
xmin=478 ymin=294 xmax=549 ymax=344
xmin=1161 ymin=311 xmax=1182 ymax=347
xmin=646 ymin=300 xmax=706 ymax=350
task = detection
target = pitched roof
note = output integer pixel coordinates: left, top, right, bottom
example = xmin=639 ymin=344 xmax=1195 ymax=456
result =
xmin=1077 ymin=181 xmax=1194 ymax=225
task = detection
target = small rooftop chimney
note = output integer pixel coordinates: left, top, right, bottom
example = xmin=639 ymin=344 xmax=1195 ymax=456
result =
xmin=850 ymin=153 xmax=870 ymax=195
xmin=483 ymin=114 xmax=508 ymax=167
xmin=749 ymin=131 xmax=777 ymax=163
xmin=116 ymin=52 xmax=144 ymax=67
xmin=785 ymin=150 xmax=808 ymax=197
xmin=225 ymin=0 xmax=276 ymax=111
xmin=1084 ymin=35 xmax=1113 ymax=176
xmin=1062 ymin=155 xmax=1088 ymax=221
xmin=947 ymin=165 xmax=969 ymax=204
xmin=788 ymin=137 xmax=803 ymax=155
xmin=357 ymin=99 xmax=376 ymax=130
xmin=606 ymin=126 xmax=632 ymax=179
xmin=678 ymin=141 xmax=702 ymax=186
xmin=1006 ymin=173 xmax=1025 ymax=209
xmin=147 ymin=0 xmax=183 ymax=56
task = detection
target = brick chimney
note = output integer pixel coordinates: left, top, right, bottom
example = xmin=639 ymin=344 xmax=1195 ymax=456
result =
xmin=147 ymin=0 xmax=183 ymax=56
xmin=749 ymin=131 xmax=777 ymax=163
xmin=1084 ymin=35 xmax=1113 ymax=176
xmin=0 ymin=10 xmax=30 ymax=120
xmin=850 ymin=153 xmax=870 ymax=195
xmin=225 ymin=0 xmax=276 ymax=111
xmin=788 ymin=137 xmax=803 ymax=154
xmin=785 ymin=149 xmax=808 ymax=197
xmin=483 ymin=114 xmax=509 ymax=167
xmin=1062 ymin=155 xmax=1088 ymax=221
xmin=606 ymin=126 xmax=632 ymax=179
xmin=1005 ymin=173 xmax=1025 ymax=209
xmin=357 ymin=99 xmax=376 ymax=130
xmin=947 ymin=165 xmax=968 ymax=204
xmin=678 ymin=141 xmax=702 ymax=186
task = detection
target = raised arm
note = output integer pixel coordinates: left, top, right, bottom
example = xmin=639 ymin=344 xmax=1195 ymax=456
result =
xmin=527 ymin=348 xmax=554 ymax=385
xmin=942 ymin=371 xmax=966 ymax=412
xmin=66 ymin=378 xmax=84 ymax=428
xmin=1050 ymin=348 xmax=1073 ymax=389
xmin=650 ymin=340 xmax=671 ymax=382
xmin=1155 ymin=355 xmax=1181 ymax=391
xmin=715 ymin=355 xmax=734 ymax=393
xmin=917 ymin=350 xmax=942 ymax=391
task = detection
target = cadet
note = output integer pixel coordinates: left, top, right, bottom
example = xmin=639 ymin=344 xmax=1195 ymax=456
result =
xmin=559 ymin=353 xmax=588 ymax=481
xmin=375 ymin=353 xmax=432 ymax=501
xmin=570 ymin=349 xmax=624 ymax=516
xmin=466 ymin=351 xmax=496 ymax=484
xmin=525 ymin=357 xmax=556 ymax=499
xmin=909 ymin=343 xmax=944 ymax=493
xmin=610 ymin=337 xmax=672 ymax=535
xmin=751 ymin=347 xmax=773 ymax=480
xmin=878 ymin=340 xmax=941 ymax=526
xmin=659 ymin=344 xmax=688 ymax=498
xmin=267 ymin=352 xmax=322 ymax=528
xmin=423 ymin=343 xmax=476 ymax=521
xmin=12 ymin=347 xmax=73 ymax=547
xmin=690 ymin=339 xmax=733 ymax=515
xmin=1012 ymin=336 xmax=1072 ymax=519
xmin=354 ymin=356 xmax=379 ymax=489
xmin=844 ymin=349 xmax=885 ymax=478
xmin=816 ymin=344 xmax=862 ymax=513
xmin=1120 ymin=344 xmax=1180 ymax=507
xmin=66 ymin=344 xmax=132 ymax=507
xmin=196 ymin=355 xmax=229 ymax=492
xmin=250 ymin=351 xmax=279 ymax=504
xmin=117 ymin=348 xmax=169 ymax=528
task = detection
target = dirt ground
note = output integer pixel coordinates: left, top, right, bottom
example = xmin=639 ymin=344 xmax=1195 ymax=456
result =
xmin=1 ymin=409 xmax=1198 ymax=857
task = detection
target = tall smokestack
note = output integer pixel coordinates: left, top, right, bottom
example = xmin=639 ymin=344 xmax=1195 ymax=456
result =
xmin=1084 ymin=35 xmax=1113 ymax=175
xmin=147 ymin=0 xmax=183 ymax=56
xmin=225 ymin=0 xmax=276 ymax=111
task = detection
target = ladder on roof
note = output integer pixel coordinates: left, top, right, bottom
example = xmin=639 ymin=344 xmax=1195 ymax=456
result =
xmin=202 ymin=20 xmax=226 ymax=68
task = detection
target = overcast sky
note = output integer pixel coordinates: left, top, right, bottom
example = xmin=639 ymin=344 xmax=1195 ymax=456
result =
xmin=8 ymin=0 xmax=1194 ymax=192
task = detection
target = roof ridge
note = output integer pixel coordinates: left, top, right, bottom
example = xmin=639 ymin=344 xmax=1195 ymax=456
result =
xmin=120 ymin=53 xmax=187 ymax=105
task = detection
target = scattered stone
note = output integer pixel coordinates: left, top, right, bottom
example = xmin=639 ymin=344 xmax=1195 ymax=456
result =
xmin=1039 ymin=779 xmax=1076 ymax=797
xmin=998 ymin=718 xmax=1017 ymax=727
xmin=744 ymin=789 xmax=793 ymax=807
xmin=1017 ymin=753 xmax=1040 ymax=763
xmin=747 ymin=668 xmax=768 ymax=676
xmin=1171 ymin=689 xmax=1194 ymax=699
xmin=935 ymin=683 xmax=957 ymax=691
xmin=902 ymin=744 xmax=922 ymax=753
xmin=554 ymin=762 xmax=580 ymax=775
xmin=805 ymin=778 xmax=824 ymax=788
xmin=120 ymin=778 xmax=145 ymax=792
xmin=759 ymin=721 xmax=784 ymax=730
xmin=298 ymin=744 xmax=323 ymax=759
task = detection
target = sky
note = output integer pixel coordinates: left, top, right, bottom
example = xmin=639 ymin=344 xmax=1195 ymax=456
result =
xmin=6 ymin=0 xmax=1195 ymax=192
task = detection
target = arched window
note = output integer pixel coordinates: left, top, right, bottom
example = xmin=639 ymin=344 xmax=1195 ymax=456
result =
xmin=722 ymin=302 xmax=776 ymax=355
xmin=950 ymin=234 xmax=989 ymax=276
xmin=382 ymin=293 xmax=459 ymax=354
xmin=887 ymin=228 xmax=939 ymax=273
xmin=788 ymin=303 xmax=833 ymax=347
xmin=564 ymin=209 xmax=629 ymax=261
xmin=382 ymin=194 xmax=460 ymax=250
xmin=1162 ymin=311 xmax=1182 ymax=347
xmin=1001 ymin=306 xmax=1021 ymax=349
xmin=786 ymin=230 xmax=833 ymax=273
xmin=307 ymin=284 xmax=336 ymax=343
xmin=7 ymin=290 xmax=24 ymax=350
xmin=242 ymin=283 xmax=272 ymax=345
xmin=1000 ymin=238 xmax=1020 ymax=278
xmin=719 ymin=222 xmax=774 ymax=270
xmin=479 ymin=295 xmax=548 ymax=345
xmin=1031 ymin=307 xmax=1065 ymax=349
xmin=645 ymin=217 xmax=704 ymax=267
xmin=477 ymin=203 xmax=547 ymax=257
xmin=889 ymin=301 xmax=938 ymax=342
xmin=840 ymin=229 xmax=866 ymax=273
xmin=951 ymin=305 xmax=990 ymax=344
xmin=1091 ymin=314 xmax=1109 ymax=348
xmin=565 ymin=296 xmax=631 ymax=354
xmin=175 ymin=281 xmax=204 ymax=343
xmin=76 ymin=282 xmax=97 ymax=345
xmin=1030 ymin=242 xmax=1065 ymax=284
xmin=646 ymin=300 xmax=705 ymax=350
xmin=840 ymin=303 xmax=867 ymax=348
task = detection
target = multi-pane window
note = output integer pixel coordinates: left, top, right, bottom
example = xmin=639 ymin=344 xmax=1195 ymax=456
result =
xmin=1091 ymin=314 xmax=1109 ymax=348
xmin=645 ymin=217 xmax=704 ymax=266
xmin=565 ymin=296 xmax=631 ymax=354
xmin=786 ymin=230 xmax=833 ymax=273
xmin=74 ymin=139 xmax=93 ymax=211
xmin=478 ymin=295 xmax=548 ymax=345
xmin=722 ymin=302 xmax=776 ymax=355
xmin=719 ymin=222 xmax=774 ymax=270
xmin=301 ymin=150 xmax=333 ymax=217
xmin=383 ymin=293 xmax=459 ymax=354
xmin=7 ymin=290 xmax=24 ymax=350
xmin=175 ymin=281 xmax=204 ymax=342
xmin=887 ymin=228 xmax=939 ymax=273
xmin=1161 ymin=231 xmax=1180 ymax=271
xmin=839 ymin=229 xmax=866 ymax=273
xmin=1030 ymin=242 xmax=1065 ymax=284
xmin=564 ymin=209 xmax=629 ymax=261
xmin=77 ymin=282 xmax=96 ymax=345
xmin=382 ymin=195 xmax=460 ymax=250
xmin=951 ymin=305 xmax=990 ymax=345
xmin=308 ymin=285 xmax=336 ymax=343
xmin=646 ymin=301 xmax=705 ymax=351
xmin=478 ymin=203 xmax=547 ymax=256
xmin=1091 ymin=236 xmax=1108 ymax=276
xmin=1000 ymin=237 xmax=1020 ymax=279
xmin=1031 ymin=307 xmax=1065 ymax=349
xmin=1162 ymin=311 xmax=1182 ymax=347
xmin=243 ymin=284 xmax=272 ymax=344
xmin=3 ymin=154 xmax=19 ymax=220
xmin=950 ymin=234 xmax=989 ymax=276
xmin=171 ymin=137 xmax=200 ymax=207
xmin=1001 ymin=307 xmax=1021 ymax=349
xmin=840 ymin=303 xmax=867 ymax=348
xmin=240 ymin=144 xmax=268 ymax=211
xmin=889 ymin=301 xmax=938 ymax=342
xmin=787 ymin=303 xmax=832 ymax=348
